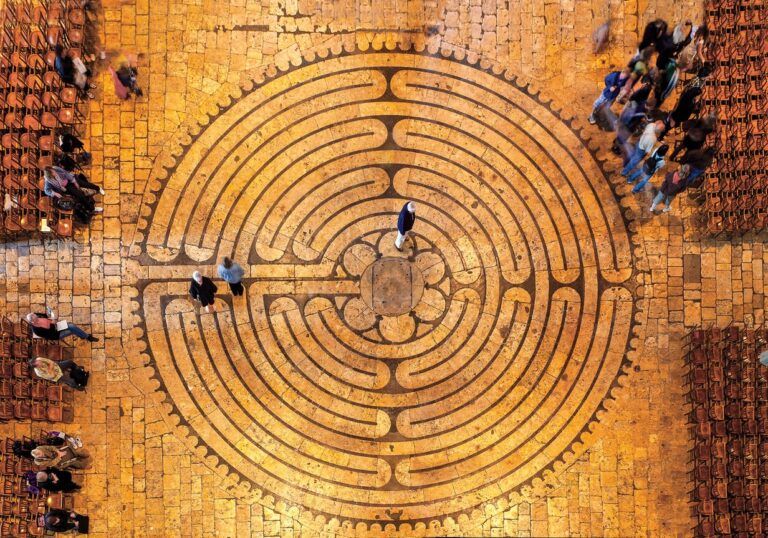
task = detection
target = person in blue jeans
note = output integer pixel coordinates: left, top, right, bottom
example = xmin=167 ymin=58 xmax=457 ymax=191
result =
xmin=680 ymin=147 xmax=715 ymax=188
xmin=628 ymin=144 xmax=668 ymax=193
xmin=588 ymin=68 xmax=630 ymax=124
xmin=651 ymin=165 xmax=690 ymax=213
xmin=25 ymin=312 xmax=98 ymax=342
xmin=622 ymin=120 xmax=664 ymax=176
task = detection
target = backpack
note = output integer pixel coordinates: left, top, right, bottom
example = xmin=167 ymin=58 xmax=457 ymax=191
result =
xmin=643 ymin=152 xmax=665 ymax=174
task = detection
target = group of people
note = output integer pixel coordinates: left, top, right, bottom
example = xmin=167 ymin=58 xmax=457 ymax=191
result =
xmin=589 ymin=18 xmax=716 ymax=214
xmin=43 ymin=132 xmax=103 ymax=224
xmin=187 ymin=203 xmax=420 ymax=313
xmin=13 ymin=432 xmax=90 ymax=533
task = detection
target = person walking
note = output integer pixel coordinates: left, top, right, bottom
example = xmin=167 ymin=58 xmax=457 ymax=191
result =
xmin=622 ymin=121 xmax=664 ymax=176
xmin=628 ymin=144 xmax=669 ymax=193
xmin=189 ymin=271 xmax=217 ymax=313
xmin=217 ymin=257 xmax=245 ymax=296
xmin=589 ymin=68 xmax=630 ymax=124
xmin=650 ymin=165 xmax=691 ymax=213
xmin=395 ymin=202 xmax=416 ymax=251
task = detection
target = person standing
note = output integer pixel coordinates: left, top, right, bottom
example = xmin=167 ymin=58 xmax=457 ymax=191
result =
xmin=628 ymin=144 xmax=669 ymax=193
xmin=622 ymin=121 xmax=664 ymax=176
xmin=588 ymin=68 xmax=630 ymax=124
xmin=189 ymin=271 xmax=217 ymax=313
xmin=680 ymin=147 xmax=715 ymax=188
xmin=650 ymin=165 xmax=691 ymax=213
xmin=670 ymin=114 xmax=715 ymax=161
xmin=395 ymin=202 xmax=416 ymax=251
xmin=217 ymin=257 xmax=245 ymax=296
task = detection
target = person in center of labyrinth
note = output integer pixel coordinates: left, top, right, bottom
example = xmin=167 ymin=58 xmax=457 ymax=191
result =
xmin=217 ymin=257 xmax=245 ymax=296
xmin=395 ymin=201 xmax=416 ymax=251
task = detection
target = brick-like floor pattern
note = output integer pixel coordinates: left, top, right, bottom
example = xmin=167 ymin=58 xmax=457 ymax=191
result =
xmin=0 ymin=0 xmax=734 ymax=536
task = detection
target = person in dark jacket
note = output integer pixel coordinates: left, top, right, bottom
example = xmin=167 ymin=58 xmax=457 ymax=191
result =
xmin=670 ymin=114 xmax=715 ymax=161
xmin=650 ymin=165 xmax=691 ymax=213
xmin=638 ymin=19 xmax=668 ymax=52
xmin=395 ymin=202 xmax=416 ymax=251
xmin=58 ymin=132 xmax=92 ymax=165
xmin=41 ymin=509 xmax=89 ymax=534
xmin=680 ymin=147 xmax=715 ymax=187
xmin=26 ymin=311 xmax=97 ymax=342
xmin=36 ymin=469 xmax=81 ymax=493
xmin=655 ymin=20 xmax=693 ymax=70
xmin=190 ymin=271 xmax=217 ymax=313
xmin=589 ymin=68 xmax=631 ymax=124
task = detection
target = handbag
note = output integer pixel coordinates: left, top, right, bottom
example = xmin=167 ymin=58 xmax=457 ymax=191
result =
xmin=53 ymin=197 xmax=74 ymax=211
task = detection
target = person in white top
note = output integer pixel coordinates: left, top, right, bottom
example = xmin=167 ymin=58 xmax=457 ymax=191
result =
xmin=621 ymin=120 xmax=665 ymax=177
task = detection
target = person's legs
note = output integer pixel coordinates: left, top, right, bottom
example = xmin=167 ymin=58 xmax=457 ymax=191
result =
xmin=74 ymin=174 xmax=100 ymax=192
xmin=589 ymin=93 xmax=612 ymax=123
xmin=632 ymin=171 xmax=654 ymax=192
xmin=229 ymin=282 xmax=244 ymax=296
xmin=627 ymin=168 xmax=644 ymax=183
xmin=395 ymin=231 xmax=407 ymax=250
xmin=650 ymin=190 xmax=666 ymax=211
xmin=669 ymin=141 xmax=685 ymax=161
xmin=686 ymin=168 xmax=705 ymax=187
xmin=622 ymin=147 xmax=647 ymax=175
xmin=58 ymin=375 xmax=80 ymax=389
xmin=59 ymin=324 xmax=90 ymax=340
xmin=662 ymin=194 xmax=676 ymax=212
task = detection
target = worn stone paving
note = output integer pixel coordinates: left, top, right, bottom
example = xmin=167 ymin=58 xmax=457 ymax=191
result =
xmin=3 ymin=0 xmax=755 ymax=536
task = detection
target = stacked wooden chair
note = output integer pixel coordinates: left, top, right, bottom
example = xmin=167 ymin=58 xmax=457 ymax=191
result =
xmin=0 ymin=0 xmax=92 ymax=240
xmin=0 ymin=316 xmax=74 ymax=424
xmin=688 ymin=326 xmax=768 ymax=536
xmin=0 ymin=433 xmax=76 ymax=537
xmin=702 ymin=0 xmax=768 ymax=235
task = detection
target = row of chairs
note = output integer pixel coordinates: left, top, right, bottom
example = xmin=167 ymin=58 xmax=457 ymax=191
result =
xmin=687 ymin=326 xmax=768 ymax=537
xmin=701 ymin=0 xmax=768 ymax=236
xmin=0 ymin=434 xmax=77 ymax=537
xmin=0 ymin=0 xmax=92 ymax=241
xmin=0 ymin=316 xmax=73 ymax=423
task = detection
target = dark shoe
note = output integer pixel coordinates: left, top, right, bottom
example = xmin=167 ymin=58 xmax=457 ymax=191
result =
xmin=396 ymin=246 xmax=402 ymax=252
xmin=87 ymin=335 xmax=98 ymax=342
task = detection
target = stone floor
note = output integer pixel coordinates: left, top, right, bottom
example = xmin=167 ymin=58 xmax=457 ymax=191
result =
xmin=7 ymin=0 xmax=764 ymax=536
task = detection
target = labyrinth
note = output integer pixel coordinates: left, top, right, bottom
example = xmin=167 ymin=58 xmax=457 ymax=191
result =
xmin=131 ymin=50 xmax=637 ymax=526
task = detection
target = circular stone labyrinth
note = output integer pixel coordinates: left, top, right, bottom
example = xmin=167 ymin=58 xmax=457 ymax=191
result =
xmin=132 ymin=49 xmax=637 ymax=528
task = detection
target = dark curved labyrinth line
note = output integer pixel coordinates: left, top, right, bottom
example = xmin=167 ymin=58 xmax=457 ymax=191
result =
xmin=138 ymin=52 xmax=636 ymax=524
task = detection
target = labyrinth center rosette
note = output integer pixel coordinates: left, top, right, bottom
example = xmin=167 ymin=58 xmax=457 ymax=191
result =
xmin=134 ymin=51 xmax=635 ymax=524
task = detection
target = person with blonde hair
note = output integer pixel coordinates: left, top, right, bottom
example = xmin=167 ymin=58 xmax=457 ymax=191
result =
xmin=30 ymin=444 xmax=92 ymax=470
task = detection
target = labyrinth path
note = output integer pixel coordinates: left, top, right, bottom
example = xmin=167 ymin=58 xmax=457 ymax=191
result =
xmin=129 ymin=50 xmax=636 ymax=526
